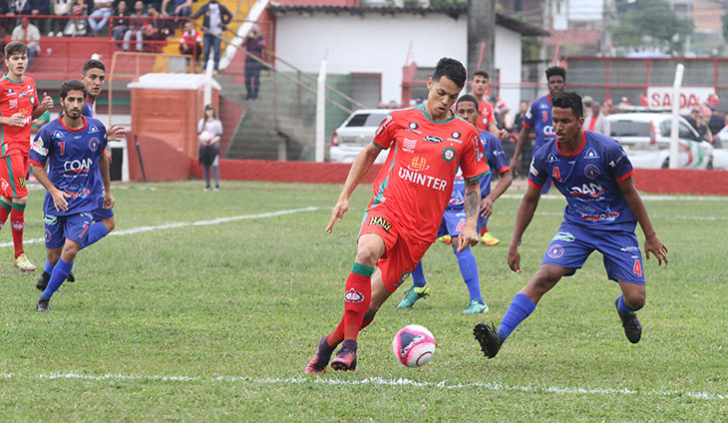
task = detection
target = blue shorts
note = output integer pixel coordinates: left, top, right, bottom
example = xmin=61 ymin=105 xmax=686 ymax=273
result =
xmin=92 ymin=195 xmax=114 ymax=221
xmin=437 ymin=207 xmax=488 ymax=239
xmin=44 ymin=212 xmax=94 ymax=249
xmin=542 ymin=221 xmax=646 ymax=284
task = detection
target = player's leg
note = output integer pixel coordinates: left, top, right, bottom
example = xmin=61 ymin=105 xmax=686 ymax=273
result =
xmin=450 ymin=235 xmax=488 ymax=314
xmin=0 ymin=196 xmax=10 ymax=231
xmin=37 ymin=238 xmax=81 ymax=311
xmin=36 ymin=247 xmax=62 ymax=291
xmin=80 ymin=208 xmax=115 ymax=251
xmin=397 ymin=261 xmax=431 ymax=309
xmin=211 ymin=146 xmax=220 ymax=190
xmin=9 ymin=156 xmax=34 ymax=271
xmin=480 ymin=225 xmax=500 ymax=246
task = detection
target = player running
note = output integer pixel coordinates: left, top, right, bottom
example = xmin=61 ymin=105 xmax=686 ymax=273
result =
xmin=305 ymin=58 xmax=490 ymax=373
xmin=473 ymin=92 xmax=668 ymax=358
xmin=509 ymin=66 xmax=566 ymax=193
xmin=398 ymin=94 xmax=512 ymax=314
xmin=29 ymin=80 xmax=112 ymax=311
xmin=36 ymin=58 xmax=124 ymax=291
xmin=0 ymin=41 xmax=54 ymax=272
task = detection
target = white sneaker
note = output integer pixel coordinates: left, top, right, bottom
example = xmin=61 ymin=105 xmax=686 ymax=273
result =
xmin=47 ymin=31 xmax=54 ymax=37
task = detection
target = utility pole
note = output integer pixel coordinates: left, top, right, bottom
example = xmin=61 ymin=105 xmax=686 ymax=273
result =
xmin=467 ymin=0 xmax=495 ymax=78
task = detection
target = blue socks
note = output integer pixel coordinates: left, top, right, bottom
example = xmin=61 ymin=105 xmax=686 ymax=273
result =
xmin=44 ymin=259 xmax=54 ymax=274
xmin=497 ymin=293 xmax=537 ymax=342
xmin=617 ymin=295 xmax=636 ymax=315
xmin=40 ymin=258 xmax=74 ymax=301
xmin=454 ymin=247 xmax=482 ymax=303
xmin=411 ymin=261 xmax=427 ymax=288
xmin=80 ymin=222 xmax=108 ymax=250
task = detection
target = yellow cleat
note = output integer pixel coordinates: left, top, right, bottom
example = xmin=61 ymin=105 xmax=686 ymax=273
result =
xmin=437 ymin=235 xmax=452 ymax=245
xmin=481 ymin=232 xmax=500 ymax=246
xmin=14 ymin=253 xmax=36 ymax=272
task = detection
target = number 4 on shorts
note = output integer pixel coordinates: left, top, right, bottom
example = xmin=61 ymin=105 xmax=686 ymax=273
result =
xmin=633 ymin=260 xmax=643 ymax=277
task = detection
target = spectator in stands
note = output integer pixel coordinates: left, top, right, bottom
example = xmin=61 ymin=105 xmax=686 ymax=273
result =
xmin=0 ymin=3 xmax=11 ymax=36
xmin=198 ymin=104 xmax=223 ymax=191
xmin=11 ymin=18 xmax=41 ymax=67
xmin=29 ymin=0 xmax=50 ymax=33
xmin=242 ymin=24 xmax=265 ymax=100
xmin=111 ymin=0 xmax=130 ymax=43
xmin=88 ymin=0 xmax=115 ymax=35
xmin=123 ymin=0 xmax=147 ymax=52
xmin=161 ymin=0 xmax=192 ymax=20
xmin=583 ymin=100 xmax=610 ymax=136
xmin=49 ymin=0 xmax=74 ymax=36
xmin=513 ymin=100 xmax=528 ymax=135
xmin=191 ymin=0 xmax=232 ymax=75
xmin=142 ymin=5 xmax=172 ymax=53
xmin=708 ymin=106 xmax=724 ymax=144
xmin=11 ymin=0 xmax=33 ymax=16
xmin=179 ymin=21 xmax=202 ymax=62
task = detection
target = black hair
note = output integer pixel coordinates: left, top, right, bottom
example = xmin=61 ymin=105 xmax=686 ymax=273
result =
xmin=432 ymin=58 xmax=467 ymax=89
xmin=82 ymin=59 xmax=106 ymax=74
xmin=456 ymin=94 xmax=479 ymax=109
xmin=546 ymin=66 xmax=566 ymax=82
xmin=552 ymin=92 xmax=583 ymax=119
xmin=60 ymin=80 xmax=88 ymax=99
xmin=473 ymin=70 xmax=489 ymax=80
xmin=4 ymin=41 xmax=28 ymax=58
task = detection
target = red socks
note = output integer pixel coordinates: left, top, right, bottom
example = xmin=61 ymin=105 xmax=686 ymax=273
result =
xmin=10 ymin=203 xmax=25 ymax=258
xmin=479 ymin=225 xmax=488 ymax=237
xmin=327 ymin=262 xmax=375 ymax=345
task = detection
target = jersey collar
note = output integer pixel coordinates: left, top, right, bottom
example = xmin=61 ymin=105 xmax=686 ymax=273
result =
xmin=556 ymin=130 xmax=586 ymax=157
xmin=2 ymin=74 xmax=24 ymax=84
xmin=419 ymin=103 xmax=455 ymax=124
xmin=58 ymin=115 xmax=88 ymax=133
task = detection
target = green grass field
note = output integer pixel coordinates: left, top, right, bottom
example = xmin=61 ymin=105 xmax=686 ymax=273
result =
xmin=1 ymin=180 xmax=727 ymax=421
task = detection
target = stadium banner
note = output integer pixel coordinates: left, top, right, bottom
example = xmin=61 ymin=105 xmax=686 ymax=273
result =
xmin=646 ymin=86 xmax=716 ymax=114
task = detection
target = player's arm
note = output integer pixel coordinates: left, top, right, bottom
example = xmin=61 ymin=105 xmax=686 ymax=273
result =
xmin=32 ymin=92 xmax=54 ymax=119
xmin=507 ymin=184 xmax=541 ymax=273
xmin=481 ymin=168 xmax=513 ymax=218
xmin=510 ymin=126 xmax=531 ymax=176
xmin=457 ymin=178 xmax=482 ymax=253
xmin=30 ymin=162 xmax=70 ymax=212
xmin=99 ymin=152 xmax=115 ymax=210
xmin=325 ymin=142 xmax=381 ymax=233
xmin=487 ymin=122 xmax=509 ymax=140
xmin=618 ymin=176 xmax=668 ymax=266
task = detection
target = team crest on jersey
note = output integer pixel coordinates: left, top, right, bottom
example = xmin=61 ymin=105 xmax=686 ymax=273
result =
xmin=547 ymin=244 xmax=565 ymax=259
xmin=44 ymin=228 xmax=52 ymax=243
xmin=89 ymin=125 xmax=99 ymax=134
xmin=585 ymin=148 xmax=599 ymax=159
xmin=403 ymin=138 xmax=417 ymax=153
xmin=423 ymin=136 xmax=443 ymax=144
xmin=0 ymin=178 xmax=8 ymax=191
xmin=89 ymin=137 xmax=100 ymax=152
xmin=584 ymin=164 xmax=601 ymax=179
xmin=344 ymin=288 xmax=364 ymax=303
xmin=407 ymin=156 xmax=429 ymax=171
xmin=441 ymin=147 xmax=456 ymax=162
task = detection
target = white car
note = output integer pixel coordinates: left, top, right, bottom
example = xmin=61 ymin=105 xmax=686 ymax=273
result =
xmin=330 ymin=109 xmax=391 ymax=164
xmin=608 ymin=113 xmax=714 ymax=169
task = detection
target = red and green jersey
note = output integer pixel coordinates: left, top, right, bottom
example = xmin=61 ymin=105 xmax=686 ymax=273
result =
xmin=0 ymin=74 xmax=38 ymax=157
xmin=370 ymin=104 xmax=490 ymax=242
xmin=477 ymin=100 xmax=497 ymax=132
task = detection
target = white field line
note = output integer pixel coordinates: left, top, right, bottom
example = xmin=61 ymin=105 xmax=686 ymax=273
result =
xmin=0 ymin=372 xmax=724 ymax=401
xmin=0 ymin=207 xmax=326 ymax=249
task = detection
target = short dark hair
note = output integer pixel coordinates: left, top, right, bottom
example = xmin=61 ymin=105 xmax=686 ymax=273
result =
xmin=82 ymin=59 xmax=106 ymax=74
xmin=432 ymin=58 xmax=467 ymax=89
xmin=4 ymin=41 xmax=28 ymax=58
xmin=60 ymin=80 xmax=88 ymax=99
xmin=456 ymin=94 xmax=479 ymax=109
xmin=473 ymin=70 xmax=489 ymax=80
xmin=552 ymin=92 xmax=583 ymax=119
xmin=546 ymin=66 xmax=566 ymax=82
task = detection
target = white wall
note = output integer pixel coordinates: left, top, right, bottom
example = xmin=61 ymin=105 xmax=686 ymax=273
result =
xmin=275 ymin=12 xmax=522 ymax=112
xmin=275 ymin=13 xmax=467 ymax=105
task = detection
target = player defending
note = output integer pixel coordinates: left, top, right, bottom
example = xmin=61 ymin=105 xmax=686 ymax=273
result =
xmin=0 ymin=41 xmax=54 ymax=272
xmin=509 ymin=66 xmax=565 ymax=194
xmin=473 ymin=92 xmax=668 ymax=358
xmin=305 ymin=58 xmax=489 ymax=373
xmin=36 ymin=58 xmax=123 ymax=290
xmin=29 ymin=80 xmax=111 ymax=311
xmin=398 ymin=94 xmax=511 ymax=313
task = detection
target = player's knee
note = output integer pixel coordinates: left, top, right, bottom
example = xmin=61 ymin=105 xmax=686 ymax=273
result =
xmin=355 ymin=246 xmax=381 ymax=267
xmin=103 ymin=218 xmax=115 ymax=233
xmin=530 ymin=267 xmax=562 ymax=293
xmin=623 ymin=291 xmax=646 ymax=310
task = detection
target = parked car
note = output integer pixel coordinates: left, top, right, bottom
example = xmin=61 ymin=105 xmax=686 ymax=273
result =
xmin=607 ymin=113 xmax=714 ymax=169
xmin=330 ymin=109 xmax=390 ymax=164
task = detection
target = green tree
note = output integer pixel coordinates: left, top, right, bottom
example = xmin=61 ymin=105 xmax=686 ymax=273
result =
xmin=613 ymin=0 xmax=693 ymax=54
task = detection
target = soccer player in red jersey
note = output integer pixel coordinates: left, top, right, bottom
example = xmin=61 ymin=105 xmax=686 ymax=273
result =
xmin=470 ymin=70 xmax=508 ymax=140
xmin=0 ymin=41 xmax=54 ymax=272
xmin=305 ymin=58 xmax=490 ymax=373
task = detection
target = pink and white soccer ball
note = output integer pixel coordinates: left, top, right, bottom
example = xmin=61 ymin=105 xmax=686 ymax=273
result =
xmin=392 ymin=324 xmax=436 ymax=367
xmin=199 ymin=130 xmax=213 ymax=142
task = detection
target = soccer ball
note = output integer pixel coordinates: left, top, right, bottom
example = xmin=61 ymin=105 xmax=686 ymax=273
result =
xmin=392 ymin=324 xmax=436 ymax=367
xmin=199 ymin=130 xmax=213 ymax=142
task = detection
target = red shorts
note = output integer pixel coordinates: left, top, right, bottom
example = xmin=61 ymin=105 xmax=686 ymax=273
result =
xmin=359 ymin=208 xmax=433 ymax=293
xmin=0 ymin=154 xmax=29 ymax=198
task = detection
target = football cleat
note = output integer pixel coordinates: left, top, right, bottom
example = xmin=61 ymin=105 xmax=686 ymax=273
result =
xmin=397 ymin=284 xmax=431 ymax=309
xmin=305 ymin=336 xmax=335 ymax=374
xmin=36 ymin=271 xmax=51 ymax=291
xmin=66 ymin=271 xmax=76 ymax=283
xmin=615 ymin=299 xmax=642 ymax=344
xmin=463 ymin=300 xmax=489 ymax=314
xmin=330 ymin=340 xmax=357 ymax=371
xmin=473 ymin=322 xmax=502 ymax=358
xmin=14 ymin=253 xmax=36 ymax=272
xmin=481 ymin=232 xmax=500 ymax=246
xmin=36 ymin=299 xmax=50 ymax=312
xmin=437 ymin=235 xmax=452 ymax=245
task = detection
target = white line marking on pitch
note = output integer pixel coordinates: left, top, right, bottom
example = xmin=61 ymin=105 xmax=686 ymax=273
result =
xmin=0 ymin=373 xmax=724 ymax=401
xmin=0 ymin=207 xmax=326 ymax=249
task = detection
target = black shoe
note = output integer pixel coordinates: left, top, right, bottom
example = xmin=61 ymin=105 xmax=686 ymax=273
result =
xmin=36 ymin=271 xmax=51 ymax=291
xmin=473 ymin=322 xmax=502 ymax=358
xmin=615 ymin=299 xmax=642 ymax=343
xmin=37 ymin=299 xmax=50 ymax=312
xmin=66 ymin=271 xmax=75 ymax=283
